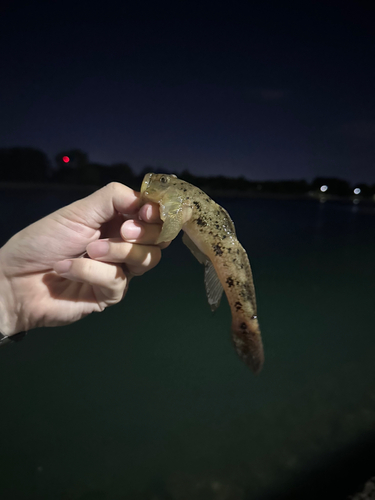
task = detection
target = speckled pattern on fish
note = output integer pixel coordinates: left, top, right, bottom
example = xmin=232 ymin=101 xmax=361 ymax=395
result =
xmin=141 ymin=173 xmax=264 ymax=374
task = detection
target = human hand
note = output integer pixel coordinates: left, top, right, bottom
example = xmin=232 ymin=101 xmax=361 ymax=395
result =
xmin=0 ymin=182 xmax=165 ymax=335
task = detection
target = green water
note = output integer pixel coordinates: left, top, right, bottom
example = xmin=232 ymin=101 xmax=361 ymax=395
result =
xmin=1 ymin=190 xmax=375 ymax=499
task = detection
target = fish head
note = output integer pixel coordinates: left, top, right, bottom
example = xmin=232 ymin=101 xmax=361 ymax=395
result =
xmin=141 ymin=172 xmax=177 ymax=202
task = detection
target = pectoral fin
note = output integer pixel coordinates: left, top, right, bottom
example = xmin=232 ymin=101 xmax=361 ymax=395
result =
xmin=157 ymin=200 xmax=184 ymax=243
xmin=204 ymin=260 xmax=224 ymax=311
xmin=182 ymin=232 xmax=206 ymax=264
xmin=182 ymin=232 xmax=224 ymax=311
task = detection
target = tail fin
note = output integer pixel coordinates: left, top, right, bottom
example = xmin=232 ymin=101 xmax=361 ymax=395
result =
xmin=231 ymin=317 xmax=264 ymax=374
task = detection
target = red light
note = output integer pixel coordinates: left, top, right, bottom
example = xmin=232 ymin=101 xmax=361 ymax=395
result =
xmin=62 ymin=156 xmax=70 ymax=163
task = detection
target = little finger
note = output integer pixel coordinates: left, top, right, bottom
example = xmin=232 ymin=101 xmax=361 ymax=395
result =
xmin=54 ymin=258 xmax=127 ymax=304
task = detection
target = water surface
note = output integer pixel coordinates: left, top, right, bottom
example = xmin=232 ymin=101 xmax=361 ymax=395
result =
xmin=1 ymin=189 xmax=375 ymax=499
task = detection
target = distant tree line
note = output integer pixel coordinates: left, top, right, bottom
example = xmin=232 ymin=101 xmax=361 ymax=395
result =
xmin=0 ymin=146 xmax=374 ymax=198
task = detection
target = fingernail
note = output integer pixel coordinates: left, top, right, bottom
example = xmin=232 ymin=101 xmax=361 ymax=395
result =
xmin=87 ymin=240 xmax=109 ymax=258
xmin=145 ymin=205 xmax=153 ymax=219
xmin=122 ymin=220 xmax=143 ymax=240
xmin=55 ymin=260 xmax=72 ymax=274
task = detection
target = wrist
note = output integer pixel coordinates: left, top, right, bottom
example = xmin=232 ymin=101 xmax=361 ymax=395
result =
xmin=0 ymin=247 xmax=22 ymax=336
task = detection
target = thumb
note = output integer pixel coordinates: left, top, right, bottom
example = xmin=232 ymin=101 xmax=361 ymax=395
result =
xmin=59 ymin=182 xmax=141 ymax=229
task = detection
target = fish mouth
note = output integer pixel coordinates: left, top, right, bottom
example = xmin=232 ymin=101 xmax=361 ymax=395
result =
xmin=140 ymin=173 xmax=153 ymax=198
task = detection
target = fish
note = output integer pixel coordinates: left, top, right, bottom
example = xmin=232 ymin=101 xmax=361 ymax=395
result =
xmin=141 ymin=173 xmax=264 ymax=374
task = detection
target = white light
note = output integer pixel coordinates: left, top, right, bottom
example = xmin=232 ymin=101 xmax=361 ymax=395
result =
xmin=320 ymin=185 xmax=328 ymax=192
xmin=354 ymin=187 xmax=361 ymax=195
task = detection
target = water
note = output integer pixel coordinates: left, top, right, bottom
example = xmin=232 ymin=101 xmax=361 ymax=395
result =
xmin=1 ymin=188 xmax=375 ymax=499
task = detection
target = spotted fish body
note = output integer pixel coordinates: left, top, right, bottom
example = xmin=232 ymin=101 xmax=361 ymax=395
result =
xmin=141 ymin=173 xmax=264 ymax=373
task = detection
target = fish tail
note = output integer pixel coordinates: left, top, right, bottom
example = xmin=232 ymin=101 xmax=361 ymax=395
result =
xmin=231 ymin=316 xmax=264 ymax=374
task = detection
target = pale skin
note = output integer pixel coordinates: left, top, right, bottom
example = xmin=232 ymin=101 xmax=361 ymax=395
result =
xmin=0 ymin=182 xmax=168 ymax=336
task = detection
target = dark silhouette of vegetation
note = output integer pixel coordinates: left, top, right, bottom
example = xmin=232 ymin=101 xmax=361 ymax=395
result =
xmin=353 ymin=182 xmax=373 ymax=197
xmin=0 ymin=147 xmax=50 ymax=182
xmin=0 ymin=146 xmax=374 ymax=200
xmin=311 ymin=177 xmax=351 ymax=196
xmin=255 ymin=180 xmax=309 ymax=195
xmin=52 ymin=150 xmax=138 ymax=189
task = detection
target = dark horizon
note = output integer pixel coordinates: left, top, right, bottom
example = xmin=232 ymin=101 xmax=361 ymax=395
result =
xmin=2 ymin=144 xmax=375 ymax=187
xmin=1 ymin=146 xmax=374 ymax=200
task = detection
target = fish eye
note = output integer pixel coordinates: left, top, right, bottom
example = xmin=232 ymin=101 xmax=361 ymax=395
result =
xmin=160 ymin=176 xmax=169 ymax=184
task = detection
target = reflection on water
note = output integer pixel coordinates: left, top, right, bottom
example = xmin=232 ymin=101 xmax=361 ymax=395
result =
xmin=1 ymin=189 xmax=375 ymax=499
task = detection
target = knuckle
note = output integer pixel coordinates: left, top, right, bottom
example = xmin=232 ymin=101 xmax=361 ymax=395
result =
xmin=80 ymin=258 xmax=95 ymax=276
xmin=106 ymin=181 xmax=123 ymax=191
xmin=106 ymin=271 xmax=127 ymax=299
xmin=144 ymin=247 xmax=161 ymax=269
xmin=128 ymin=247 xmax=161 ymax=276
xmin=114 ymin=267 xmax=127 ymax=287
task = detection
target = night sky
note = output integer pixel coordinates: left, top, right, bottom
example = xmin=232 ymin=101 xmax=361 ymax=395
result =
xmin=1 ymin=1 xmax=375 ymax=183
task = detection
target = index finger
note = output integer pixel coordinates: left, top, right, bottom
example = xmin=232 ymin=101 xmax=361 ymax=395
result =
xmin=59 ymin=182 xmax=142 ymax=229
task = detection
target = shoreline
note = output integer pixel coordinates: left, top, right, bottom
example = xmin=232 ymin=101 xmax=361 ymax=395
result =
xmin=0 ymin=181 xmax=374 ymax=204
